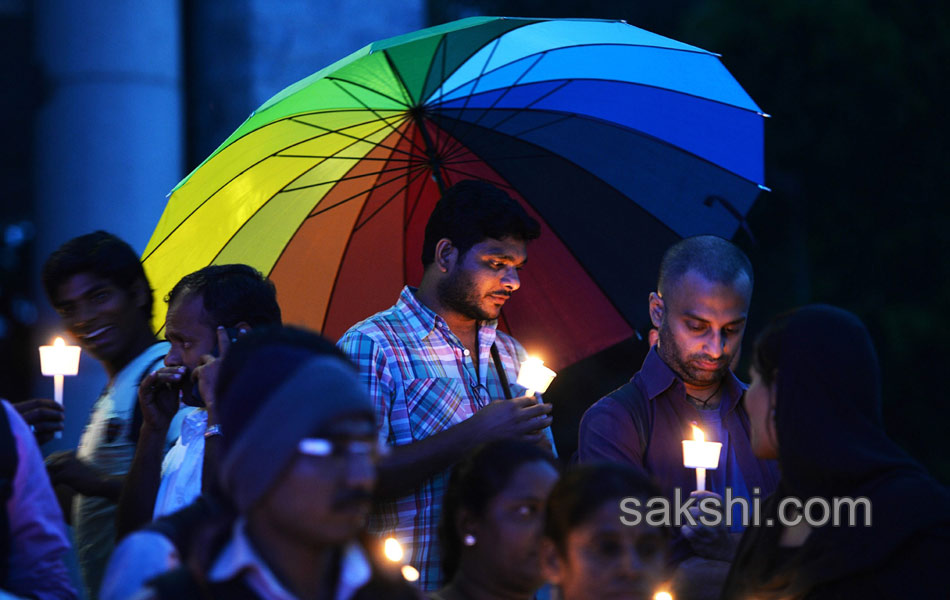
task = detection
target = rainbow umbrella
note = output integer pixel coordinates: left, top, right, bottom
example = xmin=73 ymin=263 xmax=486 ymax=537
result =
xmin=143 ymin=16 xmax=767 ymax=369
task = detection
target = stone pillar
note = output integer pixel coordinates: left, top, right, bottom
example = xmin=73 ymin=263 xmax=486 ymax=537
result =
xmin=33 ymin=0 xmax=183 ymax=450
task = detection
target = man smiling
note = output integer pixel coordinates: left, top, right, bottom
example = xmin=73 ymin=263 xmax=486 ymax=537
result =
xmin=27 ymin=231 xmax=179 ymax=599
xmin=338 ymin=180 xmax=555 ymax=590
xmin=577 ymin=235 xmax=779 ymax=599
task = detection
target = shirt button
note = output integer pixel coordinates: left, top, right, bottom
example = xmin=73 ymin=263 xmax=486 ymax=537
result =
xmin=463 ymin=349 xmax=470 ymax=356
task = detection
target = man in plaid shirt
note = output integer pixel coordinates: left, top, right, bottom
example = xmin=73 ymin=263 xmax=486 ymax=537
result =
xmin=338 ymin=180 xmax=556 ymax=590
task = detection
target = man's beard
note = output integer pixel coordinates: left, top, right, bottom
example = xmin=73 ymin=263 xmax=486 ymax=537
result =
xmin=657 ymin=322 xmax=732 ymax=387
xmin=437 ymin=267 xmax=499 ymax=322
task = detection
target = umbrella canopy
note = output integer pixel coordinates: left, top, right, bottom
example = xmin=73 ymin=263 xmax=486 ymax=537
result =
xmin=143 ymin=16 xmax=767 ymax=370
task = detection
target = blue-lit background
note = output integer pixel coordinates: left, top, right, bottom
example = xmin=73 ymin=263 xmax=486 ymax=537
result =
xmin=1 ymin=0 xmax=947 ymax=480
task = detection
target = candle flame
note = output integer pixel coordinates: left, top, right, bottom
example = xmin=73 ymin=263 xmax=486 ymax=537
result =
xmin=691 ymin=424 xmax=705 ymax=442
xmin=654 ymin=592 xmax=674 ymax=600
xmin=383 ymin=537 xmax=404 ymax=562
xmin=401 ymin=565 xmax=420 ymax=582
xmin=54 ymin=337 xmax=65 ymax=347
xmin=525 ymin=356 xmax=544 ymax=366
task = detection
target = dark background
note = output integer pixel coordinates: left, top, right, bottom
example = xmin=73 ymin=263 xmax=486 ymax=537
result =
xmin=2 ymin=1 xmax=948 ymax=480
xmin=433 ymin=0 xmax=950 ymax=480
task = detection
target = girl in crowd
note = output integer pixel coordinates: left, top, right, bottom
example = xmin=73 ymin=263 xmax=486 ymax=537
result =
xmin=723 ymin=304 xmax=950 ymax=598
xmin=541 ymin=463 xmax=670 ymax=600
xmin=430 ymin=440 xmax=560 ymax=600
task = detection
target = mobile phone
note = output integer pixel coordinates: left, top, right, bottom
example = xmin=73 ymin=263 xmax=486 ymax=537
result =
xmin=187 ymin=326 xmax=240 ymax=407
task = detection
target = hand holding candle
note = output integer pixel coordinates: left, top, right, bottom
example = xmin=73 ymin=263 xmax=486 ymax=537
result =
xmin=682 ymin=423 xmax=721 ymax=491
xmin=39 ymin=337 xmax=81 ymax=439
xmin=516 ymin=356 xmax=557 ymax=397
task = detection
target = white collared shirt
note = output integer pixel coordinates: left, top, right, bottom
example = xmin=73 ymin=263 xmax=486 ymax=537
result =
xmin=154 ymin=409 xmax=208 ymax=519
xmin=208 ymin=519 xmax=372 ymax=600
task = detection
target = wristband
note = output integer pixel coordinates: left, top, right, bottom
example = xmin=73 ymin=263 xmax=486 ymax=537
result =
xmin=204 ymin=424 xmax=223 ymax=439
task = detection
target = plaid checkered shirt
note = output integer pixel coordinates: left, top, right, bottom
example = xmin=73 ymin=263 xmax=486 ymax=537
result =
xmin=338 ymin=286 xmax=553 ymax=590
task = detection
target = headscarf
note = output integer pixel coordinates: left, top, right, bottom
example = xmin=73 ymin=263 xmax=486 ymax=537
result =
xmin=723 ymin=305 xmax=950 ymax=599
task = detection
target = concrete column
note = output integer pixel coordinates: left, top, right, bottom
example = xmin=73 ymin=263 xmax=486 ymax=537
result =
xmin=33 ymin=0 xmax=183 ymax=450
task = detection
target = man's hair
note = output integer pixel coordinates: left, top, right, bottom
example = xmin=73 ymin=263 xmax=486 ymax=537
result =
xmin=545 ymin=463 xmax=664 ymax=556
xmin=41 ymin=230 xmax=153 ymax=321
xmin=165 ymin=264 xmax=281 ymax=328
xmin=439 ymin=439 xmax=559 ymax=580
xmin=657 ymin=235 xmax=754 ymax=297
xmin=421 ymin=180 xmax=541 ymax=267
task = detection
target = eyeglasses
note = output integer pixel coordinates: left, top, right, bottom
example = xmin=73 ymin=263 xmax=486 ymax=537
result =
xmin=297 ymin=437 xmax=389 ymax=460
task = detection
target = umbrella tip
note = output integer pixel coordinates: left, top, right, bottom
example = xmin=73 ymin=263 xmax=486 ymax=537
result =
xmin=759 ymin=112 xmax=772 ymax=118
xmin=758 ymin=184 xmax=772 ymax=192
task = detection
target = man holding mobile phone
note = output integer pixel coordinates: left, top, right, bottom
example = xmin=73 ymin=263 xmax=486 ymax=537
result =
xmin=114 ymin=264 xmax=281 ymax=539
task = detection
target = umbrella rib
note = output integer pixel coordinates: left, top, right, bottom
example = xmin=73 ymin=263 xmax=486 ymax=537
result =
xmin=144 ymin=119 xmax=410 ymax=263
xmin=353 ymin=165 xmax=430 ymax=232
xmin=284 ymin=160 xmax=426 ymax=194
xmin=263 ymin=139 xmax=420 ymax=306
xmin=286 ymin=115 xmax=418 ymax=161
xmin=430 ymin=42 xmax=723 ymax=104
xmin=468 ymin=80 xmax=572 ymax=135
xmin=324 ymin=75 xmax=411 ymax=109
xmin=437 ymin=105 xmax=765 ymax=185
xmin=445 ymin=52 xmax=547 ymax=140
xmin=443 ymin=38 xmax=510 ymax=154
xmin=455 ymin=37 xmax=501 ymax=116
xmin=434 ymin=166 xmax=639 ymax=335
xmin=328 ymin=78 xmax=429 ymax=158
xmin=317 ymin=167 xmax=430 ymax=334
xmin=303 ymin=162 xmax=430 ymax=221
xmin=501 ymin=112 xmax=577 ymax=139
xmin=405 ymin=155 xmax=431 ymax=230
xmin=277 ymin=154 xmax=417 ymax=163
xmin=429 ymin=54 xmax=553 ymax=160
xmin=432 ymin=76 xmax=767 ymax=117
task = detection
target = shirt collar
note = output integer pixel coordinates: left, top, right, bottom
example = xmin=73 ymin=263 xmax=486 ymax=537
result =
xmin=640 ymin=346 xmax=746 ymax=411
xmin=396 ymin=285 xmax=499 ymax=343
xmin=209 ymin=519 xmax=373 ymax=600
xmin=113 ymin=341 xmax=169 ymax=390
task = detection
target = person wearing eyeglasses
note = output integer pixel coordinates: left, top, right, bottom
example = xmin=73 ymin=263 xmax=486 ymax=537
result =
xmin=104 ymin=327 xmax=422 ymax=600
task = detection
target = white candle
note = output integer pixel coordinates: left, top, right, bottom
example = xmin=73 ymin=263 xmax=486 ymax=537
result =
xmin=39 ymin=337 xmax=81 ymax=439
xmin=682 ymin=424 xmax=722 ymax=492
xmin=516 ymin=356 xmax=557 ymax=397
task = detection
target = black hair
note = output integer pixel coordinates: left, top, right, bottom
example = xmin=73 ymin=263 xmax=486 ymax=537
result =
xmin=749 ymin=310 xmax=797 ymax=452
xmin=751 ymin=310 xmax=796 ymax=387
xmin=214 ymin=325 xmax=351 ymax=456
xmin=165 ymin=264 xmax=281 ymax=329
xmin=41 ymin=230 xmax=153 ymax=321
xmin=421 ymin=180 xmax=541 ymax=268
xmin=657 ymin=235 xmax=754 ymax=297
xmin=439 ymin=439 xmax=559 ymax=580
xmin=545 ymin=463 xmax=663 ymax=555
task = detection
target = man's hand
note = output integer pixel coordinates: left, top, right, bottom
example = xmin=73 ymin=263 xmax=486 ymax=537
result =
xmin=192 ymin=326 xmax=242 ymax=424
xmin=137 ymin=367 xmax=186 ymax=433
xmin=468 ymin=395 xmax=553 ymax=443
xmin=13 ymin=398 xmax=64 ymax=445
xmin=46 ymin=450 xmax=106 ymax=497
xmin=681 ymin=490 xmax=737 ymax=561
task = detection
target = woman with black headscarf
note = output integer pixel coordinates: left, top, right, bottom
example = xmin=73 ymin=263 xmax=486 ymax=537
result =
xmin=721 ymin=304 xmax=950 ymax=599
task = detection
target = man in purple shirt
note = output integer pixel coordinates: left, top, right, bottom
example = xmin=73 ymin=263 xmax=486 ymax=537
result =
xmin=577 ymin=235 xmax=779 ymax=600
